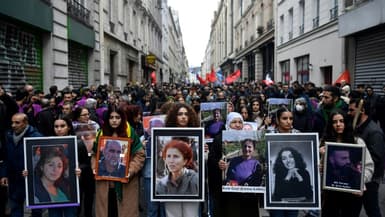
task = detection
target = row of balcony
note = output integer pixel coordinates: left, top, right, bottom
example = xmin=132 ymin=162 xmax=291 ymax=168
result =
xmin=67 ymin=0 xmax=91 ymax=26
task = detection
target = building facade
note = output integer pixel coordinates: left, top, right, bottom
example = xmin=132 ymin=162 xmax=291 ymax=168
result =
xmin=161 ymin=5 xmax=188 ymax=84
xmin=275 ymin=0 xmax=344 ymax=86
xmin=0 ymin=0 xmax=99 ymax=93
xmin=204 ymin=0 xmax=274 ymax=83
xmin=100 ymin=0 xmax=162 ymax=87
xmin=339 ymin=0 xmax=385 ymax=92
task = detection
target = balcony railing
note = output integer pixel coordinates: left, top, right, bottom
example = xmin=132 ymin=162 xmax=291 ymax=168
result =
xmin=345 ymin=0 xmax=369 ymax=11
xmin=267 ymin=19 xmax=274 ymax=31
xmin=330 ymin=6 xmax=338 ymax=20
xmin=288 ymin=31 xmax=293 ymax=40
xmin=313 ymin=16 xmax=319 ymax=28
xmin=257 ymin=26 xmax=264 ymax=35
xmin=67 ymin=0 xmax=91 ymax=26
xmin=110 ymin=22 xmax=115 ymax=33
xmin=299 ymin=24 xmax=304 ymax=34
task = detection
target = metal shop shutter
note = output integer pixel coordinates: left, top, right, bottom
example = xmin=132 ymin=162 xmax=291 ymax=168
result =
xmin=68 ymin=41 xmax=88 ymax=89
xmin=0 ymin=21 xmax=43 ymax=93
xmin=355 ymin=27 xmax=385 ymax=91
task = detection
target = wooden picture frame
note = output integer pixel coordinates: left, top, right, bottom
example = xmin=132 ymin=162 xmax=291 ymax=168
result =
xmin=24 ymin=136 xmax=80 ymax=209
xmin=94 ymin=136 xmax=131 ymax=183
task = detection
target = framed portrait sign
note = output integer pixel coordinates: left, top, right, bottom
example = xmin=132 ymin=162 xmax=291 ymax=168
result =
xmin=323 ymin=142 xmax=365 ymax=193
xmin=151 ymin=128 xmax=204 ymax=202
xmin=267 ymin=98 xmax=293 ymax=117
xmin=24 ymin=136 xmax=80 ymax=209
xmin=265 ymin=133 xmax=321 ymax=210
xmin=221 ymin=130 xmax=265 ymax=193
xmin=95 ymin=136 xmax=131 ymax=183
xmin=200 ymin=102 xmax=227 ymax=143
xmin=73 ymin=123 xmax=98 ymax=154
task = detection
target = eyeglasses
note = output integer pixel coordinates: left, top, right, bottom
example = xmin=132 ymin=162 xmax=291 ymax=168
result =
xmin=80 ymin=113 xmax=90 ymax=116
xmin=348 ymin=108 xmax=355 ymax=112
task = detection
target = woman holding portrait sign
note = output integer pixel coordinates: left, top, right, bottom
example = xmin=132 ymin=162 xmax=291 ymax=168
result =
xmin=23 ymin=116 xmax=80 ymax=217
xmin=320 ymin=109 xmax=374 ymax=217
xmin=163 ymin=103 xmax=200 ymax=217
xmin=92 ymin=105 xmax=145 ymax=217
xmin=213 ymin=112 xmax=260 ymax=217
xmin=267 ymin=107 xmax=301 ymax=217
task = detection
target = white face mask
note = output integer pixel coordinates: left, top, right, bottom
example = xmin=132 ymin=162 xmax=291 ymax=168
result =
xmin=295 ymin=104 xmax=305 ymax=112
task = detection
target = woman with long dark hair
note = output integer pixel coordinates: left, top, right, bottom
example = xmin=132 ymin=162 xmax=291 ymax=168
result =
xmin=268 ymin=107 xmax=301 ymax=217
xmin=92 ymin=105 xmax=145 ymax=217
xmin=272 ymin=147 xmax=312 ymax=202
xmin=320 ymin=109 xmax=373 ymax=217
xmin=163 ymin=103 xmax=200 ymax=217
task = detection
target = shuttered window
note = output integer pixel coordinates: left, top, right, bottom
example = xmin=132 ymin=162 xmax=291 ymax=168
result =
xmin=355 ymin=27 xmax=385 ymax=92
xmin=0 ymin=20 xmax=42 ymax=93
xmin=68 ymin=41 xmax=88 ymax=89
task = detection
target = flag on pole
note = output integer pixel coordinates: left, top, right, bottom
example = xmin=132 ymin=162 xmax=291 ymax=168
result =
xmin=225 ymin=69 xmax=241 ymax=84
xmin=197 ymin=74 xmax=207 ymax=85
xmin=215 ymin=68 xmax=223 ymax=85
xmin=207 ymin=67 xmax=217 ymax=83
xmin=334 ymin=70 xmax=350 ymax=85
xmin=151 ymin=71 xmax=157 ymax=84
xmin=263 ymin=74 xmax=274 ymax=86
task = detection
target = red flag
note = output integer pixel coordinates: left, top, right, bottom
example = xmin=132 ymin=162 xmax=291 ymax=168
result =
xmin=197 ymin=74 xmax=207 ymax=85
xmin=263 ymin=74 xmax=274 ymax=86
xmin=207 ymin=67 xmax=217 ymax=83
xmin=334 ymin=70 xmax=350 ymax=85
xmin=225 ymin=70 xmax=241 ymax=84
xmin=151 ymin=71 xmax=156 ymax=84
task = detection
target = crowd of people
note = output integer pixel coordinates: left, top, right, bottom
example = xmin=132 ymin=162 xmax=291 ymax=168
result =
xmin=0 ymin=79 xmax=384 ymax=217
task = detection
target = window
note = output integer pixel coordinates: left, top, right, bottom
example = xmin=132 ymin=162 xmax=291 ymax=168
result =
xmin=296 ymin=55 xmax=309 ymax=84
xmin=299 ymin=0 xmax=305 ymax=34
xmin=313 ymin=0 xmax=320 ymax=28
xmin=279 ymin=15 xmax=284 ymax=44
xmin=288 ymin=8 xmax=293 ymax=40
xmin=281 ymin=60 xmax=290 ymax=84
xmin=330 ymin=0 xmax=338 ymax=20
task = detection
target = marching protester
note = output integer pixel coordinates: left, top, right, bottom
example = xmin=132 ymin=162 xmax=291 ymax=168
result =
xmin=1 ymin=79 xmax=385 ymax=217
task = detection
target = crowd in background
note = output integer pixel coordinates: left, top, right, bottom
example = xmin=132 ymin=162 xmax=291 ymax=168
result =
xmin=0 ymin=79 xmax=385 ymax=217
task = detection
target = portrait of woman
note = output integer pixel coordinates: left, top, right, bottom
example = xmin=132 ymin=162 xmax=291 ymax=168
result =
xmin=266 ymin=107 xmax=319 ymax=216
xmin=225 ymin=139 xmax=262 ymax=186
xmin=272 ymin=147 xmax=313 ymax=202
xmin=34 ymin=146 xmax=72 ymax=203
xmin=156 ymin=139 xmax=198 ymax=195
xmin=163 ymin=103 xmax=200 ymax=217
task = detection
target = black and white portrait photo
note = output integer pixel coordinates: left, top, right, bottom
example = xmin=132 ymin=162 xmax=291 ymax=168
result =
xmin=265 ymin=133 xmax=320 ymax=210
